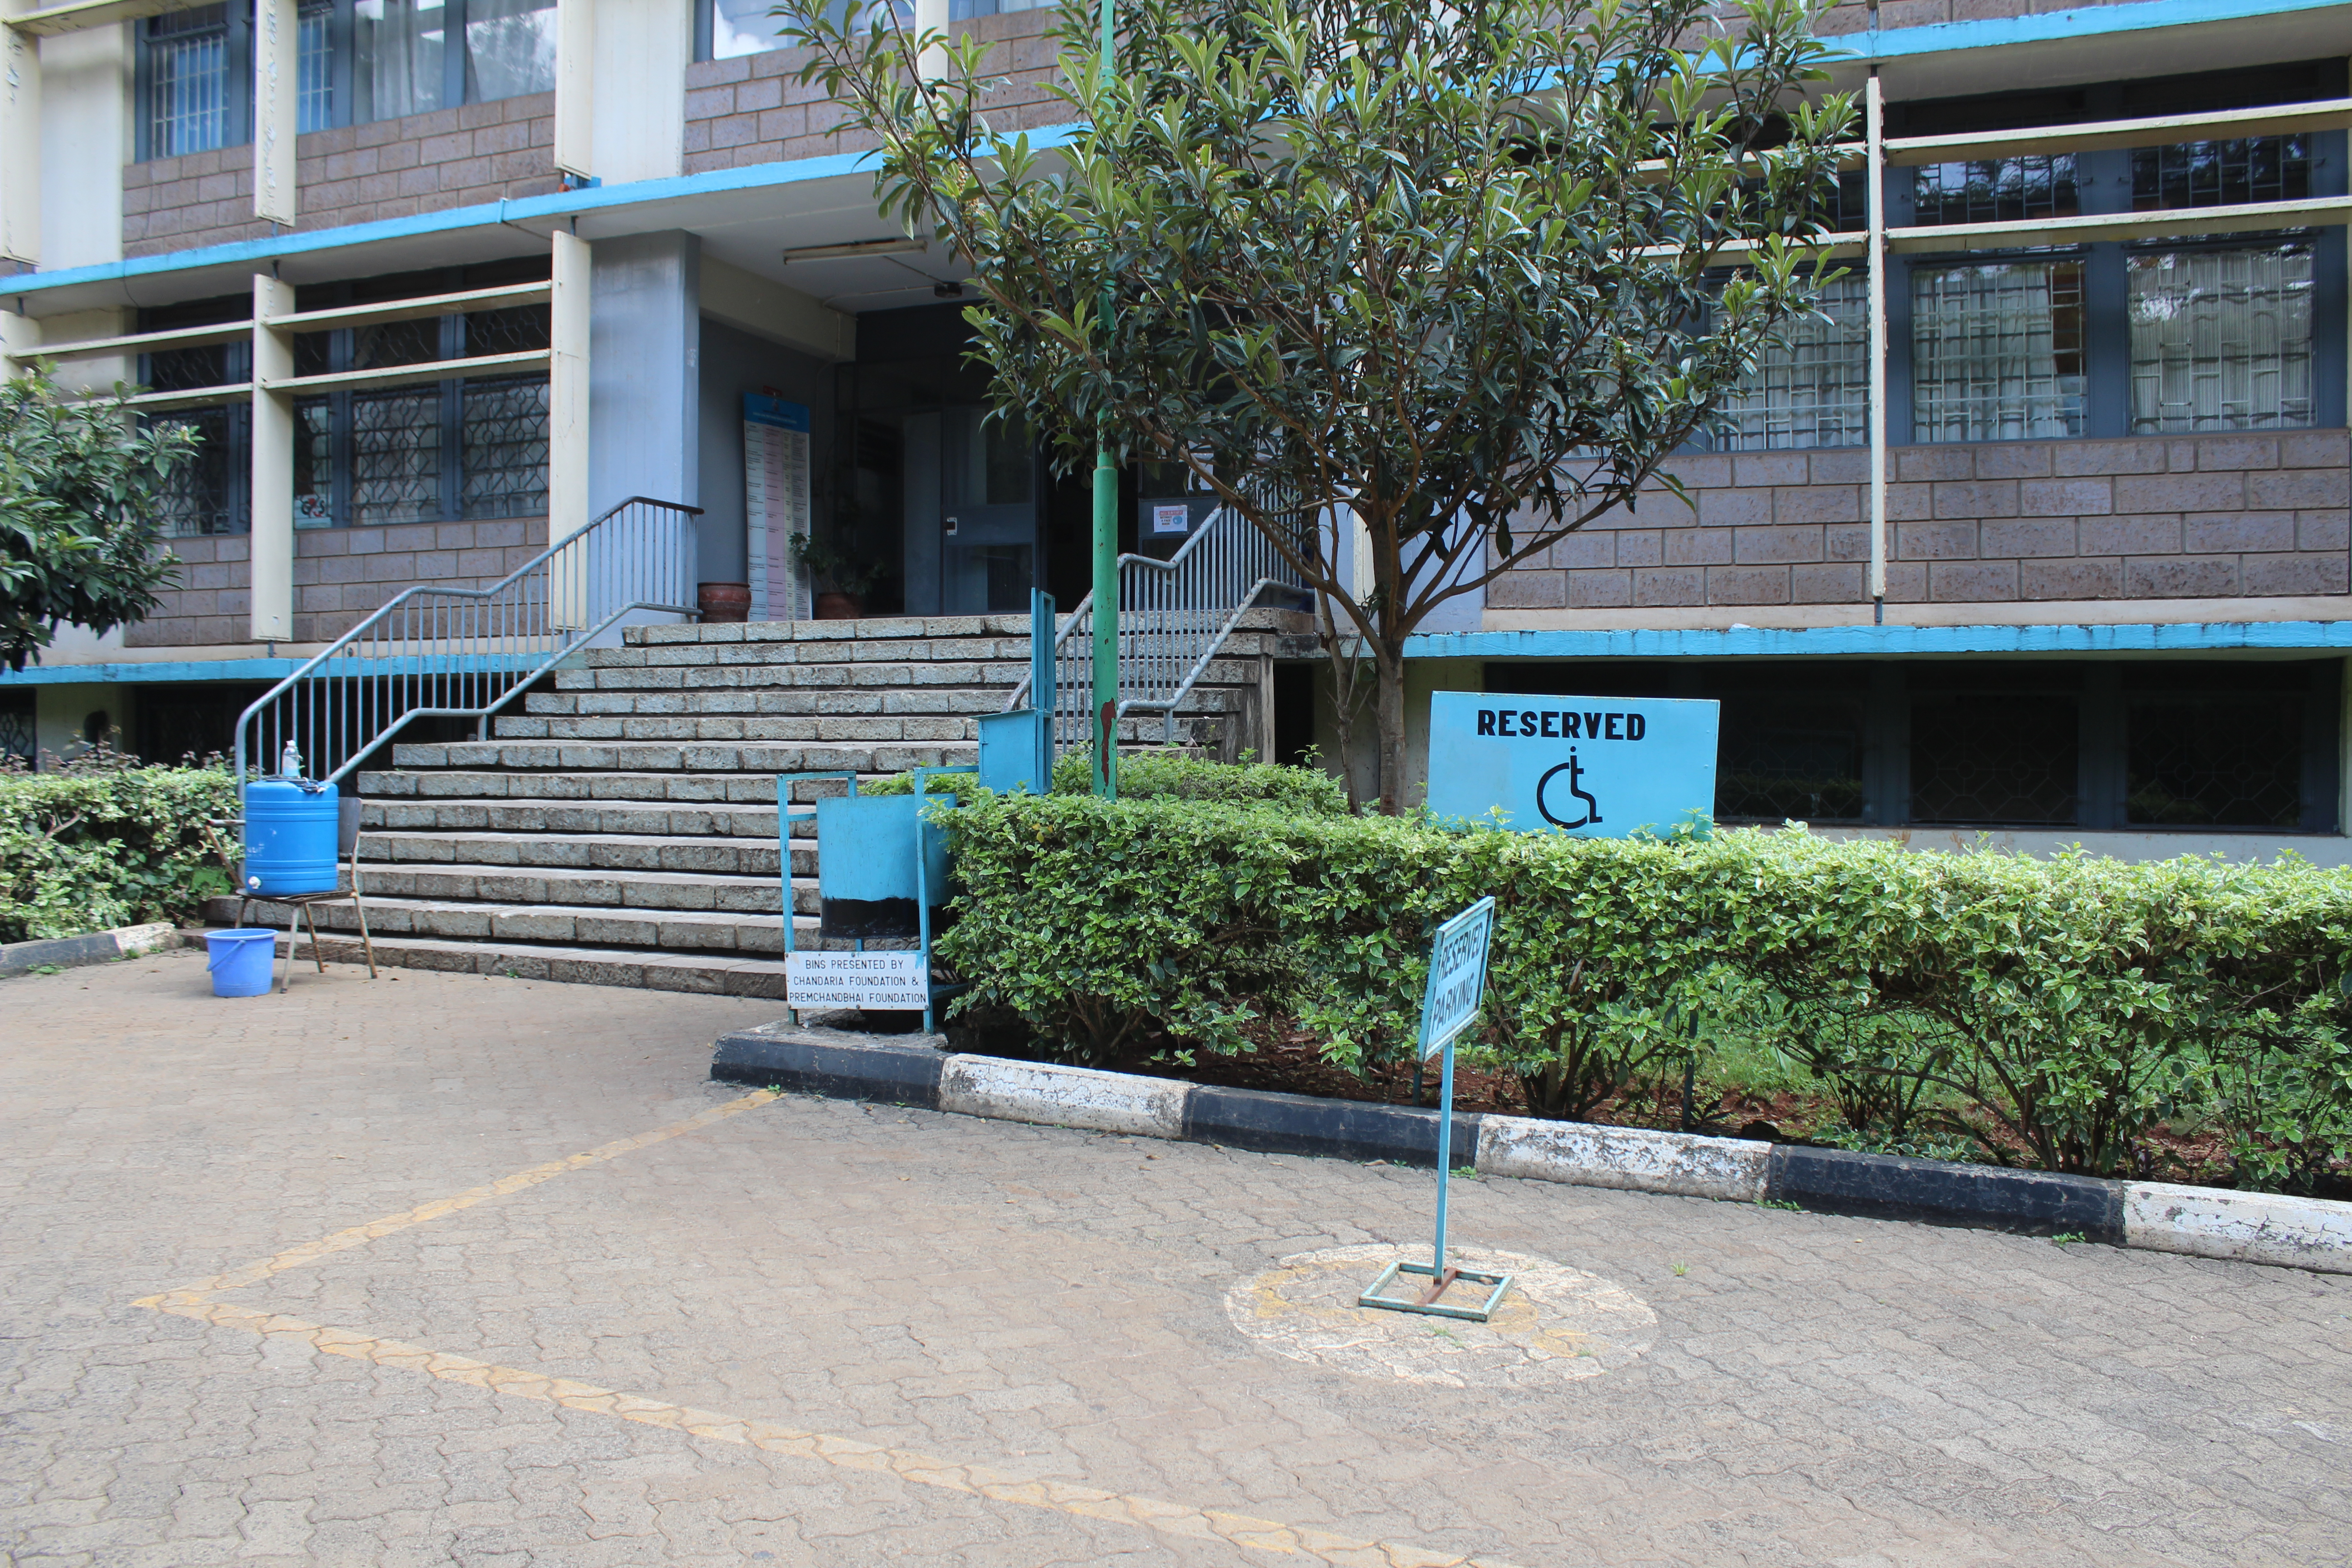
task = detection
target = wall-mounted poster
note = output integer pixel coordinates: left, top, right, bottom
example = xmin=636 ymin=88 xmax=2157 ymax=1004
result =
xmin=745 ymin=394 xmax=812 ymax=622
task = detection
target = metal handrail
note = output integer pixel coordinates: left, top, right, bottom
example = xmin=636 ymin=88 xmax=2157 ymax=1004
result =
xmin=233 ymin=495 xmax=704 ymax=788
xmin=1005 ymin=489 xmax=1304 ymax=751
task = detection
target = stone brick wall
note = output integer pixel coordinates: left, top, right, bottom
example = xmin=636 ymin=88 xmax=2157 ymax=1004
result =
xmin=1807 ymin=0 xmax=2136 ymax=34
xmin=1487 ymin=431 xmax=2352 ymax=612
xmin=122 ymin=95 xmax=560 ymax=260
xmin=132 ymin=518 xmax=551 ymax=648
xmin=684 ymin=13 xmax=1064 ymax=176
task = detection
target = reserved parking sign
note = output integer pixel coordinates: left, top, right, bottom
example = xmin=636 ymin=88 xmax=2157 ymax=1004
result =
xmin=1424 ymin=690 xmax=1720 ymax=837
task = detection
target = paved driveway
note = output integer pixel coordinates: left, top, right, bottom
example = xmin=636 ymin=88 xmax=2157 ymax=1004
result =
xmin=3 ymin=951 xmax=2348 ymax=1567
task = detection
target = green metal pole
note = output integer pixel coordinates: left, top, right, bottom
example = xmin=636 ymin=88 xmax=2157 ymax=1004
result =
xmin=1090 ymin=0 xmax=1118 ymax=799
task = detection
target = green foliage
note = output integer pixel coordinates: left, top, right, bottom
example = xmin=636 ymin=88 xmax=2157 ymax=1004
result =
xmin=933 ymin=794 xmax=2352 ymax=1188
xmin=0 ymin=368 xmax=199 ymax=672
xmin=784 ymin=0 xmax=1853 ymax=807
xmin=862 ymin=753 xmax=1349 ymax=814
xmin=0 ymin=759 xmax=239 ymax=941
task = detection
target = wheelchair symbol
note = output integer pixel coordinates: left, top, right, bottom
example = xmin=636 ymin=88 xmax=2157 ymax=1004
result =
xmin=1537 ymin=750 xmax=1603 ymax=831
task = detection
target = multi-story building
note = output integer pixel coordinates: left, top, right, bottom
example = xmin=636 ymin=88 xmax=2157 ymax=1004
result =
xmin=4 ymin=0 xmax=2350 ymax=877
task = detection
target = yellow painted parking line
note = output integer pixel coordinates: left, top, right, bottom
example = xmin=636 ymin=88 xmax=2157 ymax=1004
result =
xmin=156 ymin=1088 xmax=782 ymax=1298
xmin=145 ymin=1293 xmax=1523 ymax=1568
xmin=133 ymin=1086 xmax=1529 ymax=1568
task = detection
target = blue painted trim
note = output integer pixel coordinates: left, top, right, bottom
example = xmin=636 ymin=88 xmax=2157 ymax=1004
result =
xmin=1827 ymin=0 xmax=2350 ymax=63
xmin=1408 ymin=620 xmax=2352 ymax=661
xmin=0 ymin=123 xmax=1091 ymax=300
xmin=0 ymin=653 xmax=545 ymax=685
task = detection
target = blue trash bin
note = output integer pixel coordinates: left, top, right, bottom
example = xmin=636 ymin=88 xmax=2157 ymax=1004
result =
xmin=812 ymin=793 xmax=955 ymax=940
xmin=205 ymin=927 xmax=279 ymax=997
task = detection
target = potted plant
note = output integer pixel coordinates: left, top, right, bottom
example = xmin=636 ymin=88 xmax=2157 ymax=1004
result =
xmin=788 ymin=532 xmax=887 ymax=619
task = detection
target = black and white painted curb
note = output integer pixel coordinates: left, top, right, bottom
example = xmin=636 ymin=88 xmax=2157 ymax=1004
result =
xmin=0 ymin=921 xmax=176 ymax=980
xmin=711 ymin=1022 xmax=2352 ymax=1276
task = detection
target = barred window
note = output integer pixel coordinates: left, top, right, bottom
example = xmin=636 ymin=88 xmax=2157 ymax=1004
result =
xmin=461 ymin=378 xmax=550 ymax=519
xmin=2132 ymin=136 xmax=2308 ymax=211
xmin=1912 ymin=155 xmax=2078 ymax=227
xmin=299 ymin=1 xmax=335 ymax=132
xmin=152 ymin=408 xmax=239 ymax=539
xmin=2127 ymin=245 xmax=2314 ymax=433
xmin=294 ymin=397 xmax=336 ymax=528
xmin=1912 ymin=261 xmax=2088 ymax=442
xmin=1705 ymin=273 xmax=1869 ymax=451
xmin=147 ymin=6 xmax=230 ymax=158
xmin=351 ymin=391 xmax=444 ymax=526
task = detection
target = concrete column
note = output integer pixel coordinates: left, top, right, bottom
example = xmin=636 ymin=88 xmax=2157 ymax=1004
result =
xmin=37 ymin=22 xmax=125 ymax=271
xmin=250 ymin=274 xmax=297 ymax=644
xmin=588 ymin=0 xmax=686 ymax=184
xmin=254 ymin=0 xmax=297 ymax=225
xmin=554 ymin=0 xmax=594 ymax=180
xmin=588 ymin=231 xmax=700 ymax=515
xmin=1 ymin=306 xmax=32 ymax=381
xmin=1 ymin=15 xmax=40 ymax=265
xmin=549 ymin=230 xmax=592 ymax=543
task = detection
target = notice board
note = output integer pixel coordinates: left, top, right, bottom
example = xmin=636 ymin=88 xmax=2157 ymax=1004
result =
xmin=744 ymin=394 xmax=812 ymax=622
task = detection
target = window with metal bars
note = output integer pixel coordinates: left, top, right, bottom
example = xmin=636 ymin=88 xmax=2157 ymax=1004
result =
xmin=299 ymin=1 xmax=335 ymax=131
xmin=143 ymin=0 xmax=554 ymax=156
xmin=2127 ymin=244 xmax=2315 ymax=433
xmin=1911 ymin=260 xmax=2088 ymax=442
xmin=1911 ymin=156 xmax=2079 ymax=227
xmin=1704 ymin=273 xmax=1870 ymax=451
xmin=136 ymin=272 xmax=549 ymax=534
xmin=2132 ymin=136 xmax=2310 ymax=211
xmin=146 ymin=6 xmax=232 ymax=157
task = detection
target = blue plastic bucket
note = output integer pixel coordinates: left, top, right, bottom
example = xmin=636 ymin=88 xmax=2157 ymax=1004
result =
xmin=205 ymin=928 xmax=278 ymax=998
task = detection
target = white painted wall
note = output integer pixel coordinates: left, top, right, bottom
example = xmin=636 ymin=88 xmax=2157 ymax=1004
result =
xmin=35 ymin=22 xmax=125 ymax=271
xmin=589 ymin=0 xmax=689 ymax=185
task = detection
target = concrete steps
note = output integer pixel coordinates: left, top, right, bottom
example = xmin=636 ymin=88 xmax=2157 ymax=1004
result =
xmin=230 ymin=608 xmax=1304 ymax=991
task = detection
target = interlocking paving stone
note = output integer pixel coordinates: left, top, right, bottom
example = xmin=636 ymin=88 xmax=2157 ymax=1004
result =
xmin=5 ymin=952 xmax=2350 ymax=1566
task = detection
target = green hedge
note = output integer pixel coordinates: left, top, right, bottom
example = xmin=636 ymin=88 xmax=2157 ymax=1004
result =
xmin=859 ymin=751 xmax=1349 ymax=814
xmin=932 ymin=790 xmax=2352 ymax=1191
xmin=0 ymin=763 xmax=240 ymax=942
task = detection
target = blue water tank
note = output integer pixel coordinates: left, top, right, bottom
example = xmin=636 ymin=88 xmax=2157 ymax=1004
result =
xmin=243 ymin=779 xmax=340 ymax=897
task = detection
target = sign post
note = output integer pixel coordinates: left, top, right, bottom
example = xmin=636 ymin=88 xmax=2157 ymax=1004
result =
xmin=1359 ymin=895 xmax=1513 ymax=1322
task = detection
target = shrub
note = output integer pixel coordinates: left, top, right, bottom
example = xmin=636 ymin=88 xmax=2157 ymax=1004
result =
xmin=860 ymin=752 xmax=1348 ymax=815
xmin=931 ymin=791 xmax=2352 ymax=1186
xmin=0 ymin=758 xmax=240 ymax=941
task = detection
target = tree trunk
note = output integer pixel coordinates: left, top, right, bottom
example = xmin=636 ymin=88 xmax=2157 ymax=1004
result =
xmin=1373 ymin=640 xmax=1408 ymax=815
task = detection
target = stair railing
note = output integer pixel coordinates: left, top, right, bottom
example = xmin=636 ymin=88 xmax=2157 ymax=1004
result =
xmin=1004 ymin=488 xmax=1304 ymax=753
xmin=233 ymin=496 xmax=703 ymax=788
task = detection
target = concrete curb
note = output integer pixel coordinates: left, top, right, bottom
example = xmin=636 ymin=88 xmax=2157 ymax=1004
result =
xmin=709 ymin=1024 xmax=2352 ymax=1275
xmin=0 ymin=922 xmax=176 ymax=980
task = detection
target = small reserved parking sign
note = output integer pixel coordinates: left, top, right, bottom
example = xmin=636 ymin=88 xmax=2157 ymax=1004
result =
xmin=1424 ymin=690 xmax=1719 ymax=837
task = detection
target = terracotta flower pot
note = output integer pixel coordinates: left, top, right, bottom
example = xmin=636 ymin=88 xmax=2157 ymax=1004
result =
xmin=697 ymin=582 xmax=752 ymax=622
xmin=814 ymin=592 xmax=864 ymax=621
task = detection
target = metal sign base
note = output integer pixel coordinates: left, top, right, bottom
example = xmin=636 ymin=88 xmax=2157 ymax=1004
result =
xmin=1357 ymin=1259 xmax=1515 ymax=1323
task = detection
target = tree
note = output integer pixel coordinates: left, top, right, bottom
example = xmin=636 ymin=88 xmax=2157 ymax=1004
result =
xmin=0 ymin=368 xmax=198 ymax=672
xmin=787 ymin=0 xmax=1854 ymax=809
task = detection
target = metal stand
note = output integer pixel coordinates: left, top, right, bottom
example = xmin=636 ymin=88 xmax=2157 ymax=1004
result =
xmin=231 ymin=836 xmax=379 ymax=993
xmin=1358 ymin=897 xmax=1511 ymax=1322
